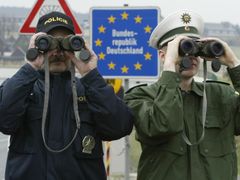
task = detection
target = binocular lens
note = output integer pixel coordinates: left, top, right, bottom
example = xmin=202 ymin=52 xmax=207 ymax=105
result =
xmin=179 ymin=39 xmax=197 ymax=56
xmin=70 ymin=36 xmax=84 ymax=51
xmin=209 ymin=41 xmax=224 ymax=57
xmin=36 ymin=37 xmax=51 ymax=52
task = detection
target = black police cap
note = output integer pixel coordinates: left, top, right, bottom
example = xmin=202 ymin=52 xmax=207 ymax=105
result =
xmin=36 ymin=11 xmax=75 ymax=34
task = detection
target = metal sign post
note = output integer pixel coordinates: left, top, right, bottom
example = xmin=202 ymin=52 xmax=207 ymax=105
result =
xmin=124 ymin=4 xmax=130 ymax=180
xmin=124 ymin=78 xmax=130 ymax=180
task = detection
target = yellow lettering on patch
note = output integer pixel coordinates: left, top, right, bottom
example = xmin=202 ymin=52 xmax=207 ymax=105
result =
xmin=44 ymin=17 xmax=68 ymax=25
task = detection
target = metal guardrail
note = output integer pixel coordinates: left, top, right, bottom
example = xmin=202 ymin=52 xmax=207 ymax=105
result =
xmin=108 ymin=173 xmax=137 ymax=180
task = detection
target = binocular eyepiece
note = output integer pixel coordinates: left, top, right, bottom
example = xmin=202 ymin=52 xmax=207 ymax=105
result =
xmin=179 ymin=39 xmax=224 ymax=58
xmin=178 ymin=39 xmax=224 ymax=72
xmin=26 ymin=35 xmax=90 ymax=61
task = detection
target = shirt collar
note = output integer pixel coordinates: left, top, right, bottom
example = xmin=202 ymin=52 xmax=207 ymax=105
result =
xmin=191 ymin=79 xmax=203 ymax=97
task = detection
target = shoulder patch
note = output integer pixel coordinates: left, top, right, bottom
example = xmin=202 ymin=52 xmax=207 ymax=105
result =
xmin=125 ymin=84 xmax=148 ymax=94
xmin=206 ymin=80 xmax=230 ymax=86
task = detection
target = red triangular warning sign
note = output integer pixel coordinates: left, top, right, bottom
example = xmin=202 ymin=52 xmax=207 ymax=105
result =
xmin=19 ymin=0 xmax=82 ymax=34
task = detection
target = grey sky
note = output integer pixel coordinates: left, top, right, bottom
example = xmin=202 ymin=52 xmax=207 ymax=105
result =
xmin=0 ymin=0 xmax=239 ymax=25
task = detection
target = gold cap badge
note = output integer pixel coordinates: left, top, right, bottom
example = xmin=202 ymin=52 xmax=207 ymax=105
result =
xmin=181 ymin=13 xmax=191 ymax=31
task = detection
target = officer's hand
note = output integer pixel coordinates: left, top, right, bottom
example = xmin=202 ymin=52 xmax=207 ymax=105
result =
xmin=26 ymin=32 xmax=46 ymax=70
xmin=200 ymin=37 xmax=240 ymax=68
xmin=64 ymin=46 xmax=97 ymax=76
xmin=163 ymin=35 xmax=189 ymax=72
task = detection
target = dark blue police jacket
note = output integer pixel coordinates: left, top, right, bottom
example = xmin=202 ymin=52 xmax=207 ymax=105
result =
xmin=0 ymin=64 xmax=134 ymax=180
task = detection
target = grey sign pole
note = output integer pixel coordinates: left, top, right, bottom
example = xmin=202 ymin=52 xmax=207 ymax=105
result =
xmin=124 ymin=78 xmax=130 ymax=180
xmin=123 ymin=3 xmax=130 ymax=180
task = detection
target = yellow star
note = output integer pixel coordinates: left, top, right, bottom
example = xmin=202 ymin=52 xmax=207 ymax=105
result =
xmin=134 ymin=15 xmax=142 ymax=23
xmin=108 ymin=61 xmax=116 ymax=70
xmin=98 ymin=25 xmax=106 ymax=33
xmin=121 ymin=65 xmax=129 ymax=73
xmin=98 ymin=52 xmax=106 ymax=60
xmin=121 ymin=11 xmax=129 ymax=20
xmin=144 ymin=52 xmax=152 ymax=60
xmin=95 ymin=39 xmax=102 ymax=47
xmin=134 ymin=62 xmax=142 ymax=70
xmin=108 ymin=15 xmax=116 ymax=23
xmin=144 ymin=25 xmax=152 ymax=33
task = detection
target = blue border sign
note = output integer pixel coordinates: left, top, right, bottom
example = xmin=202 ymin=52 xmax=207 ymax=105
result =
xmin=90 ymin=7 xmax=160 ymax=78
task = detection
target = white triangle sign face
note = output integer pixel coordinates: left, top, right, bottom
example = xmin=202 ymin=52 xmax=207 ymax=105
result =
xmin=19 ymin=0 xmax=82 ymax=34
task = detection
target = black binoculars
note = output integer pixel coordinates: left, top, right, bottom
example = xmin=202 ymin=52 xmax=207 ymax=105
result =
xmin=26 ymin=35 xmax=90 ymax=61
xmin=178 ymin=39 xmax=224 ymax=72
xmin=35 ymin=35 xmax=85 ymax=52
xmin=179 ymin=39 xmax=224 ymax=58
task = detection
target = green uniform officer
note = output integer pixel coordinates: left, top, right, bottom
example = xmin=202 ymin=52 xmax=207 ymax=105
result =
xmin=124 ymin=10 xmax=240 ymax=180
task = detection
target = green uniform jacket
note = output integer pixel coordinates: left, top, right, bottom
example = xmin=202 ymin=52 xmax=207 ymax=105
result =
xmin=124 ymin=66 xmax=240 ymax=180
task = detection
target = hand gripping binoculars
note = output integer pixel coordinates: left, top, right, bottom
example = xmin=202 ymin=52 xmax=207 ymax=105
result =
xmin=26 ymin=35 xmax=90 ymax=61
xmin=178 ymin=39 xmax=225 ymax=72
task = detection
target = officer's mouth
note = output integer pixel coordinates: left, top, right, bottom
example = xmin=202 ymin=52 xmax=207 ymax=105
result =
xmin=49 ymin=59 xmax=65 ymax=64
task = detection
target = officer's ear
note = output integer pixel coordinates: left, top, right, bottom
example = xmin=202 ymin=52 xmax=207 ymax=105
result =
xmin=158 ymin=46 xmax=167 ymax=63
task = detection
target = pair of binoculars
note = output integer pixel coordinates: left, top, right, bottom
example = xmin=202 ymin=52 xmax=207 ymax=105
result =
xmin=35 ymin=35 xmax=85 ymax=52
xmin=179 ymin=39 xmax=224 ymax=58
xmin=178 ymin=39 xmax=224 ymax=72
xmin=26 ymin=35 xmax=90 ymax=61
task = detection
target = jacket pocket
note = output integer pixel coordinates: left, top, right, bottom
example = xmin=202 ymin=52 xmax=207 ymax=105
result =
xmin=199 ymin=136 xmax=237 ymax=180
xmin=139 ymin=134 xmax=187 ymax=180
xmin=204 ymin=103 xmax=232 ymax=128
xmin=200 ymin=136 xmax=235 ymax=157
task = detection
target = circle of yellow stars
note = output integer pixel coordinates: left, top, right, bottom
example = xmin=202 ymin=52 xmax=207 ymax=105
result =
xmin=94 ymin=11 xmax=154 ymax=74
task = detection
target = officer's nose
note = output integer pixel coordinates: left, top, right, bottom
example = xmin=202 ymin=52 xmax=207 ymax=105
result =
xmin=52 ymin=48 xmax=64 ymax=56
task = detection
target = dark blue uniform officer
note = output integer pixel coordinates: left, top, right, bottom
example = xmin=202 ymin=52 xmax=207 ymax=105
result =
xmin=0 ymin=11 xmax=134 ymax=180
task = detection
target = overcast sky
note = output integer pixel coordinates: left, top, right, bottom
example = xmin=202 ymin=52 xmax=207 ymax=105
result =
xmin=0 ymin=0 xmax=239 ymax=25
